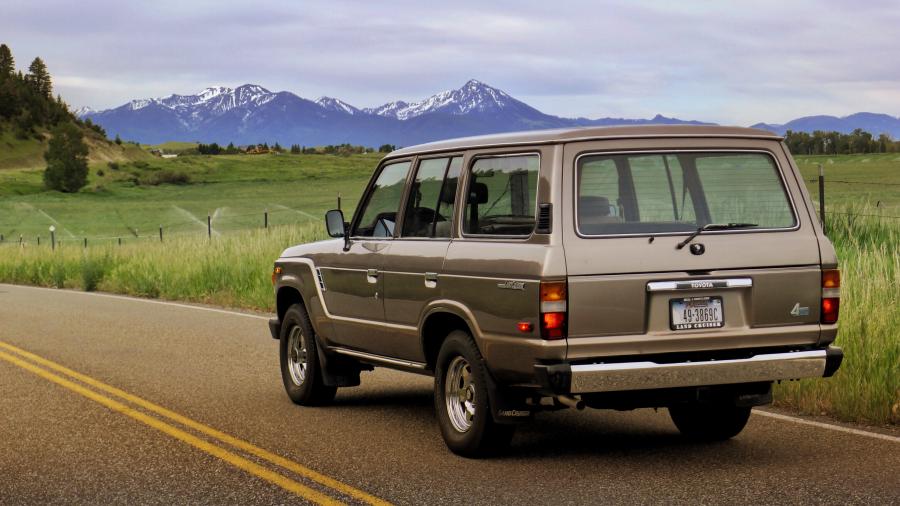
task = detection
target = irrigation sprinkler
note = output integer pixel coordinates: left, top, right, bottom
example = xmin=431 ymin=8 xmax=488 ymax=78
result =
xmin=49 ymin=225 xmax=56 ymax=250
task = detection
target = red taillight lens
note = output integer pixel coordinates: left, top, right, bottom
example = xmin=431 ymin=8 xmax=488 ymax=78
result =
xmin=821 ymin=268 xmax=840 ymax=324
xmin=541 ymin=312 xmax=566 ymax=340
xmin=822 ymin=298 xmax=839 ymax=324
xmin=540 ymin=281 xmax=567 ymax=340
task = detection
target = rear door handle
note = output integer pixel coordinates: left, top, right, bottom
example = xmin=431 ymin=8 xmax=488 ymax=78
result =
xmin=366 ymin=269 xmax=378 ymax=284
xmin=424 ymin=272 xmax=438 ymax=288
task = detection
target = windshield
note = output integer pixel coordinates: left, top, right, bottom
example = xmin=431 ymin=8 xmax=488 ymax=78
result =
xmin=576 ymin=152 xmax=796 ymax=236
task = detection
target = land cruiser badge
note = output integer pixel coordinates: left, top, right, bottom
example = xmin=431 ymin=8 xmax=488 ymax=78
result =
xmin=497 ymin=280 xmax=526 ymax=291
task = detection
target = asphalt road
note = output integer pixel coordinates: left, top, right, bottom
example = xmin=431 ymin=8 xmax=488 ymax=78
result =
xmin=1 ymin=284 xmax=898 ymax=505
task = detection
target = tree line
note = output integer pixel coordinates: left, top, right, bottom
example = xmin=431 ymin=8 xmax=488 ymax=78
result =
xmin=191 ymin=142 xmax=397 ymax=156
xmin=783 ymin=128 xmax=900 ymax=155
xmin=0 ymin=43 xmax=95 ymax=192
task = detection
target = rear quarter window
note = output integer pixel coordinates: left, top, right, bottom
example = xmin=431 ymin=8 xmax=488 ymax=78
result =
xmin=463 ymin=154 xmax=540 ymax=236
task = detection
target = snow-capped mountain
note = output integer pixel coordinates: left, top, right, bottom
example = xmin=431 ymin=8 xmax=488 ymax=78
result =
xmin=120 ymin=84 xmax=278 ymax=120
xmin=78 ymin=80 xmax=710 ymax=146
xmin=315 ymin=96 xmax=360 ymax=115
xmin=366 ymin=79 xmax=534 ymax=120
xmin=362 ymin=101 xmax=410 ymax=118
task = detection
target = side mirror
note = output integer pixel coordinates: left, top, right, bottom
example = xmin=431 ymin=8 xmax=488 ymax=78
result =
xmin=325 ymin=209 xmax=347 ymax=238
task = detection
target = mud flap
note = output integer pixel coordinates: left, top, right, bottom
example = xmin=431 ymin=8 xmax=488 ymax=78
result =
xmin=481 ymin=360 xmax=533 ymax=424
xmin=314 ymin=339 xmax=365 ymax=387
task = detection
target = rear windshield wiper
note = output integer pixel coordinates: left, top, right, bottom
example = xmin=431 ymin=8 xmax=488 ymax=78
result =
xmin=675 ymin=222 xmax=758 ymax=250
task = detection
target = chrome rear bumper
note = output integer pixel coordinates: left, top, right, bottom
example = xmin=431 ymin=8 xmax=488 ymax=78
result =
xmin=536 ymin=347 xmax=842 ymax=394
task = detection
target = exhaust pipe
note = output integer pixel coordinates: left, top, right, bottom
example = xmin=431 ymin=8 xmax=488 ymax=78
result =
xmin=556 ymin=395 xmax=585 ymax=410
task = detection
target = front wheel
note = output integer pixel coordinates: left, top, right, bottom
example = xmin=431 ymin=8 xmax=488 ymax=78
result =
xmin=669 ymin=403 xmax=751 ymax=441
xmin=279 ymin=304 xmax=337 ymax=406
xmin=434 ymin=331 xmax=514 ymax=457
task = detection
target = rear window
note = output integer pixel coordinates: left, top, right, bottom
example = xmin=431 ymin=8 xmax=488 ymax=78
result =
xmin=576 ymin=152 xmax=796 ymax=236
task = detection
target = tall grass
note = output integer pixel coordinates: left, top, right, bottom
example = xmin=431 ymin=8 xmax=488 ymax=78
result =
xmin=0 ymin=223 xmax=325 ymax=311
xmin=774 ymin=206 xmax=900 ymax=424
xmin=0 ymin=205 xmax=896 ymax=424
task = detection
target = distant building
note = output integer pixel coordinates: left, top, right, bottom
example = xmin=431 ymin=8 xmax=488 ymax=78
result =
xmin=245 ymin=145 xmax=270 ymax=155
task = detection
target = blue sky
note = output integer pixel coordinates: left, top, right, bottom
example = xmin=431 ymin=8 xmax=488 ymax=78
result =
xmin=2 ymin=0 xmax=898 ymax=125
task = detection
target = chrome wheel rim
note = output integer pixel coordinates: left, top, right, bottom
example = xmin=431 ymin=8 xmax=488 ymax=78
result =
xmin=445 ymin=356 xmax=475 ymax=433
xmin=287 ymin=326 xmax=308 ymax=386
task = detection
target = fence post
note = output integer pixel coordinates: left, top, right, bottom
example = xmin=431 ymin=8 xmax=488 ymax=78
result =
xmin=159 ymin=225 xmax=163 ymax=242
xmin=118 ymin=237 xmax=122 ymax=246
xmin=0 ymin=233 xmax=3 ymax=242
xmin=337 ymin=193 xmax=342 ymax=211
xmin=37 ymin=236 xmax=40 ymax=246
xmin=264 ymin=209 xmax=268 ymax=229
xmin=207 ymin=213 xmax=212 ymax=239
xmin=84 ymin=238 xmax=87 ymax=249
xmin=818 ymin=163 xmax=826 ymax=232
xmin=19 ymin=234 xmax=23 ymax=246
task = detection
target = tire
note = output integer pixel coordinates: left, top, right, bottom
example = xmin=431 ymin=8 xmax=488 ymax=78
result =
xmin=279 ymin=304 xmax=337 ymax=406
xmin=669 ymin=403 xmax=752 ymax=441
xmin=434 ymin=330 xmax=515 ymax=457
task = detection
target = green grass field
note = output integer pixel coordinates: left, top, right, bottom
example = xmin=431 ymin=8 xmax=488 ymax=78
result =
xmin=0 ymin=150 xmax=897 ymax=425
xmin=0 ymin=153 xmax=379 ymax=243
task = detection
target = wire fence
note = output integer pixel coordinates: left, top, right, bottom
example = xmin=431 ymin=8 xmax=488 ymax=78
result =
xmin=0 ymin=205 xmax=330 ymax=249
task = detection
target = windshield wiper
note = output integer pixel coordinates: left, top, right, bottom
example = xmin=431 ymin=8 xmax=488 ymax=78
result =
xmin=675 ymin=222 xmax=758 ymax=250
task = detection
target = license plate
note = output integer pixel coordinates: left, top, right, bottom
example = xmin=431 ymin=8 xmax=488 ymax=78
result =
xmin=670 ymin=296 xmax=724 ymax=330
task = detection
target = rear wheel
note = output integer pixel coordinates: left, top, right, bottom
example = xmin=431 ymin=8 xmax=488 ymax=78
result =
xmin=279 ymin=304 xmax=337 ymax=406
xmin=434 ymin=331 xmax=514 ymax=457
xmin=669 ymin=403 xmax=751 ymax=441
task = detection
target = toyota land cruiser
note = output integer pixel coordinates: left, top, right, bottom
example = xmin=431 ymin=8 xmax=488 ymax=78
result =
xmin=268 ymin=125 xmax=843 ymax=457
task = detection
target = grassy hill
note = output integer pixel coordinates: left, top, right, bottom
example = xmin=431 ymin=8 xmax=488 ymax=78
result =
xmin=0 ymin=122 xmax=151 ymax=172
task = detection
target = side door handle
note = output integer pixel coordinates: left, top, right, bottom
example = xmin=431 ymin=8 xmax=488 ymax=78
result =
xmin=424 ymin=272 xmax=438 ymax=289
xmin=366 ymin=269 xmax=379 ymax=284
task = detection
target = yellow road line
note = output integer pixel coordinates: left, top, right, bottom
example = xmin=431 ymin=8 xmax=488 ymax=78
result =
xmin=0 ymin=348 xmax=342 ymax=506
xmin=0 ymin=341 xmax=391 ymax=506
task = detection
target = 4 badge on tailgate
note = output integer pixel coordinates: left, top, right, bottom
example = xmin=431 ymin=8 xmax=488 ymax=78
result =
xmin=670 ymin=296 xmax=724 ymax=330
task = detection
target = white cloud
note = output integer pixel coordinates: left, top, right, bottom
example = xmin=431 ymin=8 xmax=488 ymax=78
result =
xmin=2 ymin=0 xmax=897 ymax=124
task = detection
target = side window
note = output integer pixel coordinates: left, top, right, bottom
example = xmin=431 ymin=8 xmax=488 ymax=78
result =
xmin=435 ymin=157 xmax=462 ymax=238
xmin=463 ymin=155 xmax=539 ymax=236
xmin=402 ymin=157 xmax=462 ymax=238
xmin=353 ymin=161 xmax=411 ymax=238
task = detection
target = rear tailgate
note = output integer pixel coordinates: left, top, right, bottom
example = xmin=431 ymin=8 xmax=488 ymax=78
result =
xmin=560 ymin=137 xmax=823 ymax=359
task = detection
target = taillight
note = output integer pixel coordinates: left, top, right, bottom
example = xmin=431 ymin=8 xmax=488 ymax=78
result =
xmin=822 ymin=268 xmax=840 ymax=324
xmin=540 ymin=281 xmax=567 ymax=340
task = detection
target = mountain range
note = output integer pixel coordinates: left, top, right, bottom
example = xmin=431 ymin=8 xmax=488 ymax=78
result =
xmin=77 ymin=80 xmax=710 ymax=146
xmin=77 ymin=79 xmax=900 ymax=146
xmin=751 ymin=113 xmax=900 ymax=138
